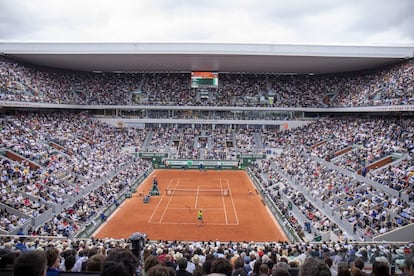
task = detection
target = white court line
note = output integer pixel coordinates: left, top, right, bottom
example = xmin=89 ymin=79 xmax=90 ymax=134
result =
xmin=226 ymin=178 xmax=240 ymax=225
xmin=158 ymin=179 xmax=179 ymax=223
xmin=148 ymin=178 xmax=175 ymax=223
xmin=92 ymin=199 xmax=125 ymax=236
xmin=194 ymin=185 xmax=200 ymax=209
xmin=168 ymin=207 xmax=224 ymax=210
xmin=149 ymin=221 xmax=240 ymax=225
xmin=220 ymin=178 xmax=228 ymax=224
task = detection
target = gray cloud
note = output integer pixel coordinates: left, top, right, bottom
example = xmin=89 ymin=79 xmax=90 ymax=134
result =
xmin=345 ymin=0 xmax=414 ymax=41
xmin=0 ymin=1 xmax=34 ymax=40
xmin=0 ymin=0 xmax=413 ymax=44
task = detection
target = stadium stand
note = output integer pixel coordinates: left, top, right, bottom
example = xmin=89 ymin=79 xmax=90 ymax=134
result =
xmin=1 ymin=56 xmax=413 ymax=107
xmin=0 ymin=52 xmax=413 ymax=276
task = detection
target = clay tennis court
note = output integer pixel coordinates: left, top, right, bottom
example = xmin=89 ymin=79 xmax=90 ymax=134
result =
xmin=94 ymin=169 xmax=287 ymax=242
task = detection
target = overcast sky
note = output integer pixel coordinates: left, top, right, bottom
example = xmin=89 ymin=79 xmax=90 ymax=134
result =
xmin=0 ymin=0 xmax=413 ymax=45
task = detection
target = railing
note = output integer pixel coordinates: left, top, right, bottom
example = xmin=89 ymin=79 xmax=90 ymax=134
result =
xmin=269 ymin=163 xmax=360 ymax=241
xmin=75 ymin=168 xmax=152 ymax=238
xmin=31 ymin=208 xmax=54 ymax=226
xmin=313 ymin=156 xmax=401 ymax=198
xmin=1 ymin=159 xmax=138 ymax=236
xmin=247 ymin=168 xmax=302 ymax=243
xmin=0 ymin=203 xmax=31 ymax=234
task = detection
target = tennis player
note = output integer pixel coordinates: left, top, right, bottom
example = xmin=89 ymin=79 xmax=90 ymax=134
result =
xmin=197 ymin=210 xmax=204 ymax=225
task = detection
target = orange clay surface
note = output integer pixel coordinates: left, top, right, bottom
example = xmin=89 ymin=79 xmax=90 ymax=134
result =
xmin=94 ymin=169 xmax=287 ymax=242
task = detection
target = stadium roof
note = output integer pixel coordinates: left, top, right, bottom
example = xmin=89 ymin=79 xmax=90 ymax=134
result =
xmin=1 ymin=43 xmax=413 ymax=74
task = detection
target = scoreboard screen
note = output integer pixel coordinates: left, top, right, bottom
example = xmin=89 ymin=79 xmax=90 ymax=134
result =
xmin=191 ymin=72 xmax=219 ymax=88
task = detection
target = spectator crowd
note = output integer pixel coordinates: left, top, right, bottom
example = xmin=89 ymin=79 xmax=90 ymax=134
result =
xmin=1 ymin=56 xmax=413 ymax=107
xmin=0 ymin=55 xmax=413 ymax=276
xmin=1 ymin=235 xmax=413 ymax=276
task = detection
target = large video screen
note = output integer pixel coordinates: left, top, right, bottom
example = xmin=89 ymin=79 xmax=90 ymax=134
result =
xmin=191 ymin=72 xmax=219 ymax=88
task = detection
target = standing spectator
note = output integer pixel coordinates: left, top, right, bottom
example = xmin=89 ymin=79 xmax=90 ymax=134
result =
xmin=352 ymin=258 xmax=367 ymax=276
xmin=232 ymin=258 xmax=247 ymax=276
xmin=210 ymin=258 xmax=233 ymax=276
xmin=147 ymin=264 xmax=176 ymax=276
xmin=193 ymin=265 xmax=207 ymax=276
xmin=101 ymin=249 xmax=138 ymax=276
xmin=259 ymin=264 xmax=270 ymax=276
xmin=0 ymin=249 xmax=16 ymax=269
xmin=164 ymin=254 xmax=176 ymax=270
xmin=144 ymin=256 xmax=161 ymax=276
xmin=203 ymin=254 xmax=216 ymax=275
xmin=177 ymin=258 xmax=192 ymax=276
xmin=46 ymin=247 xmax=61 ymax=276
xmin=13 ymin=250 xmax=47 ymax=276
xmin=64 ymin=255 xmax=76 ymax=272
xmin=250 ymin=260 xmax=263 ymax=276
xmin=371 ymin=261 xmax=389 ymax=276
xmin=272 ymin=268 xmax=291 ymax=276
xmin=72 ymin=249 xmax=88 ymax=272
xmin=86 ymin=254 xmax=106 ymax=272
xmin=349 ymin=267 xmax=362 ymax=276
xmin=299 ymin=258 xmax=331 ymax=276
xmin=402 ymin=257 xmax=414 ymax=276
xmin=184 ymin=252 xmax=196 ymax=274
xmin=337 ymin=267 xmax=351 ymax=276
xmin=324 ymin=258 xmax=336 ymax=276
